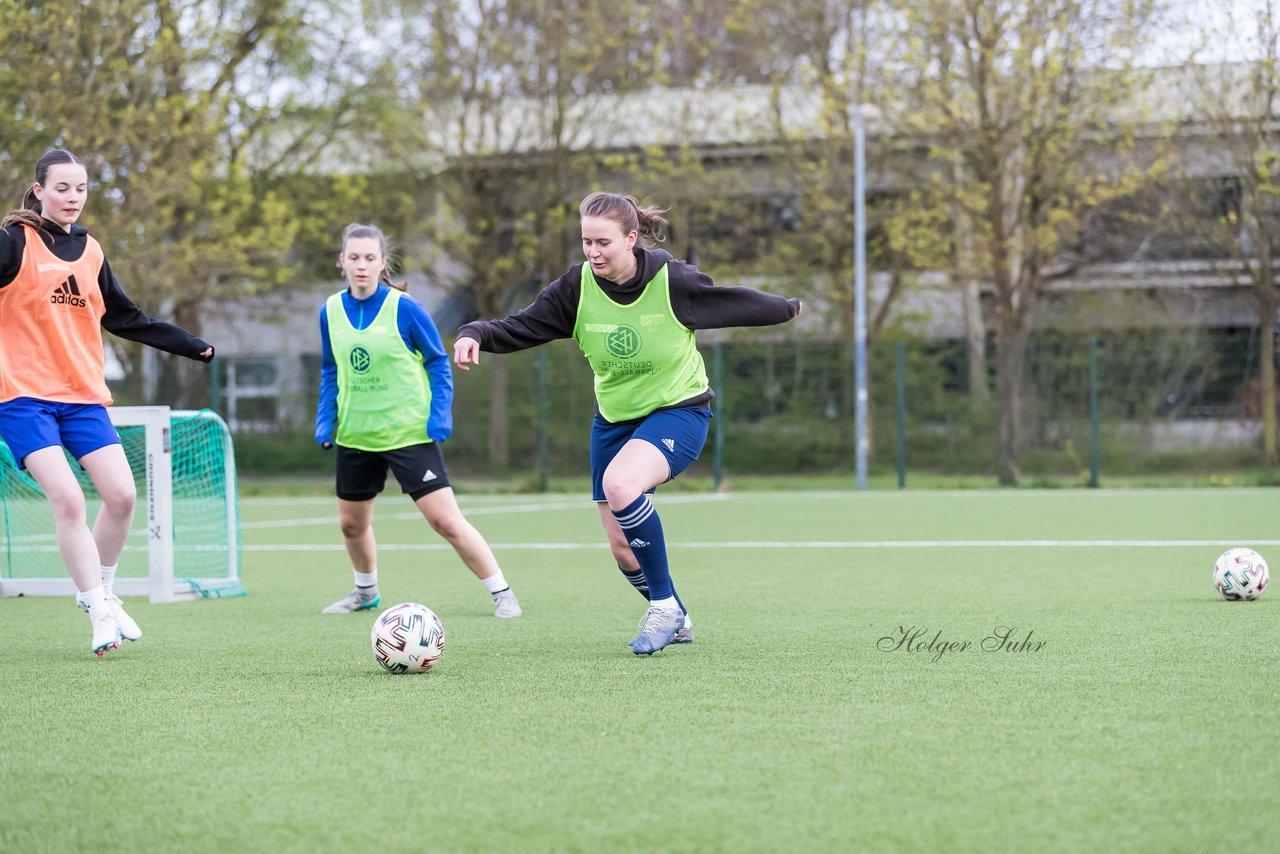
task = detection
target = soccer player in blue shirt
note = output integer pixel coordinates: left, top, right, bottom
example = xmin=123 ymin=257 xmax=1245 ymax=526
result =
xmin=316 ymin=224 xmax=520 ymax=619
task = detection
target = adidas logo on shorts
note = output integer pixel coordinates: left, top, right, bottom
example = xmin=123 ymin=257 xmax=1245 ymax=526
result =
xmin=421 ymin=469 xmax=438 ymax=482
xmin=661 ymin=438 xmax=675 ymax=452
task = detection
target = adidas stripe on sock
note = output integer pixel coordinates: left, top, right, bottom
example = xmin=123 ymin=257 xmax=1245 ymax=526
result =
xmin=619 ymin=566 xmax=649 ymax=598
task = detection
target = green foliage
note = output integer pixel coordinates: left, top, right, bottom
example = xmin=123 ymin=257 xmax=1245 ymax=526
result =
xmin=227 ymin=330 xmax=1275 ymax=484
xmin=232 ymin=432 xmax=331 ymax=477
xmin=2 ymin=0 xmax=1266 ymax=482
xmin=0 ymin=0 xmax=399 ymax=407
xmin=895 ymin=0 xmax=1169 ymax=483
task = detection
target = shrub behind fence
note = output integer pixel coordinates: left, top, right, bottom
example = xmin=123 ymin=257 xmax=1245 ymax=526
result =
xmin=118 ymin=329 xmax=1270 ymax=484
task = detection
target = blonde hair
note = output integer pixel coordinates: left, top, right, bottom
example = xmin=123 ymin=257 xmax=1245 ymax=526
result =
xmin=579 ymin=192 xmax=668 ymax=249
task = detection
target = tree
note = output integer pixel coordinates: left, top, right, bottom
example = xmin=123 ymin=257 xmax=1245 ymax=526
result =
xmin=1177 ymin=4 xmax=1280 ymax=465
xmin=697 ymin=0 xmax=940 ymax=422
xmin=896 ymin=0 xmax=1162 ymax=484
xmin=384 ymin=0 xmax=689 ymax=472
xmin=0 ymin=0 xmax=388 ymax=405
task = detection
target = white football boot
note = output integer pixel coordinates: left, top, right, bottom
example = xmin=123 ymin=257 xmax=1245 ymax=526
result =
xmin=86 ymin=604 xmax=122 ymax=656
xmin=493 ymin=589 xmax=522 ymax=618
xmin=106 ymin=594 xmax=142 ymax=641
xmin=321 ymin=588 xmax=381 ymax=614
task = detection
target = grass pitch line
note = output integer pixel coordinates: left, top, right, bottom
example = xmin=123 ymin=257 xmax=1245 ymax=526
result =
xmin=243 ymin=537 xmax=1280 ymax=552
xmin=239 ymin=493 xmax=730 ymax=531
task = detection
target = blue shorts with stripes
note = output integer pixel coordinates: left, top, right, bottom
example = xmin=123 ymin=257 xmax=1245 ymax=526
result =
xmin=589 ymin=406 xmax=711 ymax=502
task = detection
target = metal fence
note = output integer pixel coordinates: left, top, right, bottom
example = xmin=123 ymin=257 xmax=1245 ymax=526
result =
xmin=123 ymin=329 xmax=1270 ymax=485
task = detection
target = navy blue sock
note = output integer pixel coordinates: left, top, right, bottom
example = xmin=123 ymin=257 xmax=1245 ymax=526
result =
xmin=619 ymin=566 xmax=649 ymax=599
xmin=612 ymin=494 xmax=675 ymax=603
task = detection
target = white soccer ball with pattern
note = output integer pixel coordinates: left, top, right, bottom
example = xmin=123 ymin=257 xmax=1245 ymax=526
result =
xmin=371 ymin=602 xmax=446 ymax=673
xmin=1213 ymin=548 xmax=1269 ymax=601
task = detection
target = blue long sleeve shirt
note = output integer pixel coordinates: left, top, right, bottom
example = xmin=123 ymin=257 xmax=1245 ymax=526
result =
xmin=315 ymin=284 xmax=453 ymax=447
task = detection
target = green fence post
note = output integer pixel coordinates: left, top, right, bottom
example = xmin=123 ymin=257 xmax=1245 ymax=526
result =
xmin=713 ymin=343 xmax=724 ymax=490
xmin=1089 ymin=336 xmax=1100 ymax=488
xmin=538 ymin=348 xmax=549 ymax=493
xmin=897 ymin=341 xmax=906 ymax=489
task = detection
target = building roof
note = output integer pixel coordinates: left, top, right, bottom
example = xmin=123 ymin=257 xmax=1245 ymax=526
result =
xmin=421 ymin=84 xmax=836 ymax=159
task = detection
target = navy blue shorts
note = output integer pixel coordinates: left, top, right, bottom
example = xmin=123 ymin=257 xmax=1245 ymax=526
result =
xmin=0 ymin=398 xmax=121 ymax=469
xmin=590 ymin=406 xmax=711 ymax=502
xmin=336 ymin=442 xmax=452 ymax=502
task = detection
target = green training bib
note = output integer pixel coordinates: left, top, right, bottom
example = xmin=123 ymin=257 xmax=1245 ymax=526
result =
xmin=327 ymin=289 xmax=432 ymax=451
xmin=572 ymin=263 xmax=708 ymax=422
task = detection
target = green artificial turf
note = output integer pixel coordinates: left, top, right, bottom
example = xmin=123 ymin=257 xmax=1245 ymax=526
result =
xmin=1 ymin=489 xmax=1275 ymax=852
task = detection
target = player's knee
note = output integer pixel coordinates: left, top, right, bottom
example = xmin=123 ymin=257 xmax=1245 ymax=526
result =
xmin=45 ymin=490 xmax=88 ymax=526
xmin=338 ymin=518 xmax=367 ymax=539
xmin=601 ymin=476 xmax=641 ymax=510
xmin=97 ymin=484 xmax=136 ymax=516
xmin=428 ymin=514 xmax=466 ymax=541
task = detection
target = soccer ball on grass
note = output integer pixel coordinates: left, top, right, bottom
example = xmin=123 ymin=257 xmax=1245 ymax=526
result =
xmin=1213 ymin=548 xmax=1269 ymax=601
xmin=371 ymin=602 xmax=446 ymax=673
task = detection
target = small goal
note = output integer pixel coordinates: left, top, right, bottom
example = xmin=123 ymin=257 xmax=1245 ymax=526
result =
xmin=0 ymin=406 xmax=243 ymax=602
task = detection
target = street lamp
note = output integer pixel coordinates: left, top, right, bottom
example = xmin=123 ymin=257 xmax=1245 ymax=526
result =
xmin=851 ymin=103 xmax=880 ymax=491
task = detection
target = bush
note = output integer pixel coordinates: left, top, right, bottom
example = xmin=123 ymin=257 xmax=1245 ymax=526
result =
xmin=234 ymin=432 xmax=330 ymax=477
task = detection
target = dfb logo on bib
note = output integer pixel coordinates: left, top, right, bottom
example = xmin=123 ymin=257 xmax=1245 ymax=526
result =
xmin=605 ymin=325 xmax=641 ymax=358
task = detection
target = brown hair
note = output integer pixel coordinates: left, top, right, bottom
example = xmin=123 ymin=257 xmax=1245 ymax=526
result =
xmin=579 ymin=192 xmax=668 ymax=249
xmin=339 ymin=222 xmax=407 ymax=292
xmin=1 ymin=149 xmax=84 ymax=230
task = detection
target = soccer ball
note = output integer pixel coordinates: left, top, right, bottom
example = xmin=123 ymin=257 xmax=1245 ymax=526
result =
xmin=370 ymin=602 xmax=446 ymax=673
xmin=1213 ymin=548 xmax=1270 ymax=601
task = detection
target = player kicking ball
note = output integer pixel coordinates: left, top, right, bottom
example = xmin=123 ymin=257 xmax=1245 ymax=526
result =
xmin=455 ymin=192 xmax=800 ymax=654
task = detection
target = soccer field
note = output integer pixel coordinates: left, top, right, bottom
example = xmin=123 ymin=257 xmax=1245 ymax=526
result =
xmin=1 ymin=488 xmax=1276 ymax=852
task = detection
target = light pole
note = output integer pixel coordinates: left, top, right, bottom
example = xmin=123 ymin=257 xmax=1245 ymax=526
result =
xmin=852 ymin=103 xmax=879 ymax=491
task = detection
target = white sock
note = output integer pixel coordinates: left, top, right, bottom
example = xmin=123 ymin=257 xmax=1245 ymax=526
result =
xmin=649 ymin=595 xmax=679 ymax=611
xmin=78 ymin=584 xmax=107 ymax=611
xmin=482 ymin=571 xmax=509 ymax=594
xmin=100 ymin=564 xmax=118 ymax=596
xmin=354 ymin=569 xmax=377 ymax=590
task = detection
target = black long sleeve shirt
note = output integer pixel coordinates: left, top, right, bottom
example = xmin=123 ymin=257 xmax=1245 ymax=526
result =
xmin=459 ymin=247 xmax=799 ymax=349
xmin=458 ymin=246 xmax=799 ymax=417
xmin=0 ymin=219 xmax=213 ymax=361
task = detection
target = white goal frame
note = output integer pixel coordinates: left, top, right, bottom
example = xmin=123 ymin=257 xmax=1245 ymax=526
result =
xmin=0 ymin=406 xmax=240 ymax=603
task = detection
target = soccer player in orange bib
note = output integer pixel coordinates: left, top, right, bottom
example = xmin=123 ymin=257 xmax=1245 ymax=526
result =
xmin=0 ymin=149 xmax=214 ymax=655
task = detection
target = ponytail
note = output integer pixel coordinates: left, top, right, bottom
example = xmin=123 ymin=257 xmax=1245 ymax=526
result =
xmin=579 ymin=191 xmax=668 ymax=249
xmin=0 ymin=206 xmax=44 ymax=231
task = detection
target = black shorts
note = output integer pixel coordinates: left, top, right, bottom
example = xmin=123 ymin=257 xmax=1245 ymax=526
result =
xmin=335 ymin=443 xmax=452 ymax=502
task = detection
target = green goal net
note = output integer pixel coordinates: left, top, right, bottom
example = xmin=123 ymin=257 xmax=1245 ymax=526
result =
xmin=0 ymin=407 xmax=243 ymax=601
